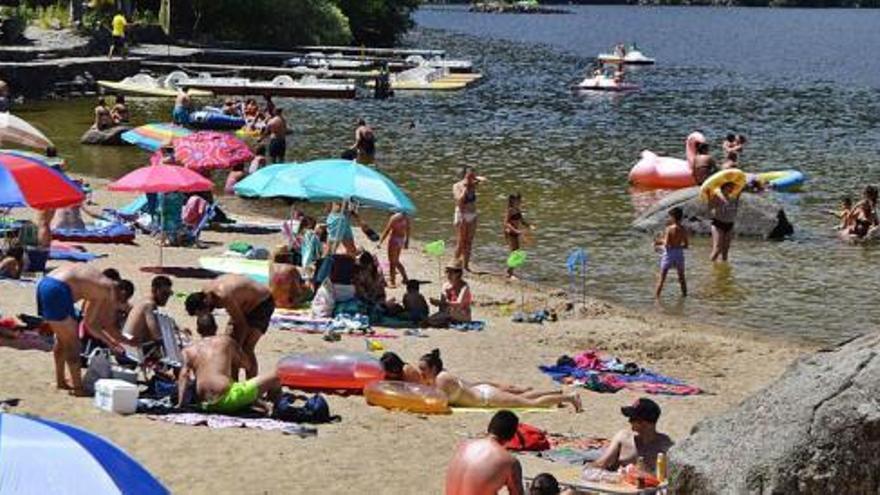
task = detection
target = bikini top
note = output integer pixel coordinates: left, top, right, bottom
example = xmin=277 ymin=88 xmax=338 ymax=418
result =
xmin=464 ymin=188 xmax=476 ymax=204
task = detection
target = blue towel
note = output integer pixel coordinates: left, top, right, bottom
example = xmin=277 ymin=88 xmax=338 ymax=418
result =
xmin=449 ymin=320 xmax=486 ymax=332
xmin=53 ymin=222 xmax=135 ymax=243
xmin=48 ymin=250 xmax=106 ymax=262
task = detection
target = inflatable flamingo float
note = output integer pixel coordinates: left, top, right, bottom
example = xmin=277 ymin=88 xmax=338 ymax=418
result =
xmin=629 ymin=132 xmax=704 ymax=189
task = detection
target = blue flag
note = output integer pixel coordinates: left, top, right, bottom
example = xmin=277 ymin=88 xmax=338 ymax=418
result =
xmin=566 ymin=248 xmax=588 ymax=275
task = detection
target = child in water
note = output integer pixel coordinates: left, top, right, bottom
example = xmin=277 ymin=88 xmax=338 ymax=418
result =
xmin=833 ymin=196 xmax=854 ymax=230
xmin=504 ymin=193 xmax=531 ymax=279
xmin=654 ymin=207 xmax=688 ymax=299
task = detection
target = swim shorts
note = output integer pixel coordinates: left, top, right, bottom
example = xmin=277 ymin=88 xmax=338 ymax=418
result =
xmin=245 ymin=297 xmax=275 ymax=334
xmin=712 ymin=219 xmax=735 ymax=233
xmin=269 ymin=137 xmax=287 ymax=162
xmin=172 ymin=106 xmax=190 ymax=126
xmin=202 ymin=379 xmax=259 ymax=414
xmin=660 ymin=247 xmax=685 ymax=272
xmin=112 ymin=35 xmax=125 ymax=50
xmin=36 ymin=277 xmax=76 ymax=322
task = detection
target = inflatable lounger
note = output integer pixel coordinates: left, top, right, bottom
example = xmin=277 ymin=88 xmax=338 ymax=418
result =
xmin=52 ymin=223 xmax=136 ymax=244
xmin=188 ymin=110 xmax=246 ymax=130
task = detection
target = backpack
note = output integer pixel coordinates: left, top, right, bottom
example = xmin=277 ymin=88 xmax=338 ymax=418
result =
xmin=273 ymin=393 xmax=339 ymax=424
xmin=82 ymin=348 xmax=113 ymax=396
xmin=504 ymin=423 xmax=550 ymax=452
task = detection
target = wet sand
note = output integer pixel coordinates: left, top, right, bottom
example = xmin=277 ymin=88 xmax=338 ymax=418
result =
xmin=0 ymin=177 xmax=815 ymax=494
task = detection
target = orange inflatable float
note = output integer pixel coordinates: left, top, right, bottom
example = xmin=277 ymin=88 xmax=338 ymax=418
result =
xmin=364 ymin=381 xmax=450 ymax=414
xmin=277 ymin=352 xmax=384 ymax=392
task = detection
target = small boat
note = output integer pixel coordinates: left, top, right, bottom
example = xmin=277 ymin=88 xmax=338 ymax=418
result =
xmin=98 ymin=73 xmax=212 ymax=98
xmin=597 ymin=46 xmax=656 ymax=65
xmin=573 ymin=73 xmax=638 ymax=92
xmin=175 ymin=75 xmax=357 ymax=100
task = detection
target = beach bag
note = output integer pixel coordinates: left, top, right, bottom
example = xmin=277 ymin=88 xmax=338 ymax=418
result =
xmin=273 ymin=393 xmax=338 ymax=424
xmin=311 ymin=278 xmax=335 ymax=318
xmin=82 ymin=348 xmax=113 ymax=396
xmin=504 ymin=423 xmax=550 ymax=452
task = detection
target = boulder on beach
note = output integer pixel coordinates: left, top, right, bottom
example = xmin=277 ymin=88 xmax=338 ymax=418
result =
xmin=80 ymin=125 xmax=130 ymax=146
xmin=669 ymin=333 xmax=880 ymax=494
xmin=632 ymin=187 xmax=793 ymax=239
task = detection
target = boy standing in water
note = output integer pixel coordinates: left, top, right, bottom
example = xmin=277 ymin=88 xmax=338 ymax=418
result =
xmin=655 ymin=207 xmax=688 ymax=299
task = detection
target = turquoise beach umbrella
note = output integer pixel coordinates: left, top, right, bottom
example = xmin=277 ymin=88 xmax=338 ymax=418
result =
xmin=236 ymin=159 xmax=415 ymax=214
xmin=233 ymin=163 xmax=310 ymax=199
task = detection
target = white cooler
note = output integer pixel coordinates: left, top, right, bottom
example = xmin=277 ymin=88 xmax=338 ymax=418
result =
xmin=94 ymin=379 xmax=138 ymax=415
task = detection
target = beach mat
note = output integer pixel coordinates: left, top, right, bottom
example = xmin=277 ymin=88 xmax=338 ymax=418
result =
xmin=147 ymin=412 xmax=314 ymax=434
xmin=48 ymin=250 xmax=106 ymax=262
xmin=199 ymin=256 xmax=268 ymax=284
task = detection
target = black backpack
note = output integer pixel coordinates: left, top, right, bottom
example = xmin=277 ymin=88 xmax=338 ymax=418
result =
xmin=273 ymin=393 xmax=339 ymax=424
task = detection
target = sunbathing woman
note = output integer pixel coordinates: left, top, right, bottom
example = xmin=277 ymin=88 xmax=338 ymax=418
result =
xmin=380 ymin=352 xmax=422 ymax=383
xmin=418 ymin=349 xmax=582 ymax=411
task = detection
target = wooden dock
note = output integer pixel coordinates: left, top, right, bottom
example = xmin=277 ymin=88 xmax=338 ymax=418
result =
xmin=0 ymin=57 xmax=141 ymax=98
xmin=140 ymin=60 xmax=374 ymax=81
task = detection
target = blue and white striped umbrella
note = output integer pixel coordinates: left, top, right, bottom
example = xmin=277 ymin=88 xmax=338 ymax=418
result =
xmin=0 ymin=413 xmax=169 ymax=495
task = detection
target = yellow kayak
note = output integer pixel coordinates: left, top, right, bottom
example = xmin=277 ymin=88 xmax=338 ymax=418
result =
xmin=98 ymin=80 xmax=212 ymax=98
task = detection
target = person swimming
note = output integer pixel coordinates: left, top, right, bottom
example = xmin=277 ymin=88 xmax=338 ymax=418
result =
xmin=419 ymin=349 xmax=582 ymax=411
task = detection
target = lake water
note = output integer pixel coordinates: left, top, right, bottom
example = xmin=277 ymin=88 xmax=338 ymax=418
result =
xmin=17 ymin=5 xmax=880 ymax=342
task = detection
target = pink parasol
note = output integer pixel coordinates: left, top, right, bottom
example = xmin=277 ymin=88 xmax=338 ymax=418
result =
xmin=150 ymin=131 xmax=254 ymax=171
xmin=108 ymin=164 xmax=213 ymax=193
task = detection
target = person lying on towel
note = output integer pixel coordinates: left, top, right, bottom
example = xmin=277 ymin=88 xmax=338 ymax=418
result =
xmin=177 ymin=314 xmax=280 ymax=415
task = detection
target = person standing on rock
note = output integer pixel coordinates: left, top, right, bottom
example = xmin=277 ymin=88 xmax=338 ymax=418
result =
xmin=593 ymin=398 xmax=674 ymax=473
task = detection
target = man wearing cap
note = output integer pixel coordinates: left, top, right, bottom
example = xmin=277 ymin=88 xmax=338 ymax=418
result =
xmin=593 ymin=398 xmax=674 ymax=473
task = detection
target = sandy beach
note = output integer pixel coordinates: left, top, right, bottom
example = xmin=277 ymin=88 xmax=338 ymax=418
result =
xmin=0 ymin=177 xmax=816 ymax=494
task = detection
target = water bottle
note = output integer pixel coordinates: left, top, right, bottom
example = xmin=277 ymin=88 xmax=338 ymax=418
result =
xmin=656 ymin=452 xmax=667 ymax=482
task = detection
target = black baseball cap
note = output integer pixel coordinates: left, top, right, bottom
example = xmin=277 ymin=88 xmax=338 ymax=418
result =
xmin=621 ymin=398 xmax=661 ymax=423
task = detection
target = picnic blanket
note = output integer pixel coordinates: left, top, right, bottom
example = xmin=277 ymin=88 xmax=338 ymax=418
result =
xmin=540 ymin=350 xmax=702 ymax=396
xmin=146 ymin=412 xmax=317 ymax=437
xmin=52 ymin=222 xmax=135 ymax=244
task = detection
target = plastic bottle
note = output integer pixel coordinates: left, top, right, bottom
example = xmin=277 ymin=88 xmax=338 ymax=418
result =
xmin=656 ymin=452 xmax=667 ymax=482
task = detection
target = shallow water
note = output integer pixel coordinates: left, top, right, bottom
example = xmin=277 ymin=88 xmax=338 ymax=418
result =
xmin=16 ymin=5 xmax=880 ymax=342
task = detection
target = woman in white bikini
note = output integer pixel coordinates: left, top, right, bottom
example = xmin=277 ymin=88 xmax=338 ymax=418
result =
xmin=452 ymin=166 xmax=483 ymax=271
xmin=418 ymin=349 xmax=582 ymax=411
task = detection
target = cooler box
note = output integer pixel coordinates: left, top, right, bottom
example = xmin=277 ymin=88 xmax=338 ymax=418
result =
xmin=111 ymin=366 xmax=138 ymax=384
xmin=94 ymin=379 xmax=138 ymax=415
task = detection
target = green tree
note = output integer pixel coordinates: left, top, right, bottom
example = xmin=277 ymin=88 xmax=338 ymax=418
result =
xmin=192 ymin=0 xmax=350 ymax=47
xmin=334 ymin=0 xmax=421 ymax=47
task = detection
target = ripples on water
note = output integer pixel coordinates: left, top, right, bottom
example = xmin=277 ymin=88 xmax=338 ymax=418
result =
xmin=19 ymin=6 xmax=880 ymax=342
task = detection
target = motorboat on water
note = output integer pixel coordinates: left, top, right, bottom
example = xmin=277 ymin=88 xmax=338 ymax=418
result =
xmin=168 ymin=72 xmax=357 ymax=99
xmin=597 ymin=45 xmax=655 ymax=65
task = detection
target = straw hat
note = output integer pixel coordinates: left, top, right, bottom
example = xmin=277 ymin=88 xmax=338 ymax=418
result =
xmin=445 ymin=259 xmax=464 ymax=272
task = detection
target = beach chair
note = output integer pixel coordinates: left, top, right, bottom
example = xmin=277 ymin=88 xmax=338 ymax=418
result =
xmin=181 ymin=202 xmax=217 ymax=247
xmin=117 ymin=311 xmax=187 ymax=380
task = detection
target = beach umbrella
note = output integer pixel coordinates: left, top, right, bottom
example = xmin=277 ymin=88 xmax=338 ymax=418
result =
xmin=108 ymin=164 xmax=212 ymax=266
xmin=108 ymin=164 xmax=213 ymax=194
xmin=0 ymin=148 xmax=65 ymax=169
xmin=0 ymin=151 xmax=84 ymax=209
xmin=233 ymin=162 xmax=310 ymax=199
xmin=121 ymin=123 xmax=192 ymax=152
xmin=0 ymin=113 xmax=53 ymax=150
xmin=0 ymin=413 xmax=170 ymax=495
xmin=149 ymin=131 xmax=254 ymax=172
xmin=296 ymin=159 xmax=416 ymax=214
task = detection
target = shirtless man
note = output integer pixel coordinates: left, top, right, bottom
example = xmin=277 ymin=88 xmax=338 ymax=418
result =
xmin=93 ymin=98 xmax=112 ymax=131
xmin=121 ymin=276 xmax=173 ymax=345
xmin=593 ymin=398 xmax=674 ymax=473
xmin=185 ymin=274 xmax=274 ymax=378
xmin=177 ymin=315 xmax=280 ymax=414
xmin=352 ymin=118 xmax=376 ymax=165
xmin=111 ymin=94 xmax=130 ymax=124
xmin=691 ymin=142 xmax=717 ymax=185
xmin=36 ymin=264 xmax=123 ymax=395
xmin=173 ymin=90 xmax=192 ymax=126
xmin=446 ymin=410 xmax=524 ymax=495
xmin=264 ymin=108 xmax=288 ymax=164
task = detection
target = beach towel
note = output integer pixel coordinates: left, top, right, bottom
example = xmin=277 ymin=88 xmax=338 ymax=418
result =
xmin=451 ymin=406 xmax=559 ymax=414
xmin=148 ymin=412 xmax=294 ymax=431
xmin=52 ymin=222 xmax=135 ymax=244
xmin=0 ymin=330 xmax=53 ymax=352
xmin=540 ymin=350 xmax=702 ymax=396
xmin=48 ymin=250 xmax=106 ymax=262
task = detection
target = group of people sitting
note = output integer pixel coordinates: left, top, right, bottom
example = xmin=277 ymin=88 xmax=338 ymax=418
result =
xmin=835 ymin=185 xmax=878 ymax=239
xmin=445 ymin=398 xmax=672 ymax=494
xmin=93 ymin=95 xmax=130 ymax=131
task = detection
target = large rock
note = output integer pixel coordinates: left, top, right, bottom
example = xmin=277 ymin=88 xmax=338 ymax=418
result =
xmin=632 ymin=187 xmax=793 ymax=239
xmin=670 ymin=334 xmax=880 ymax=494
